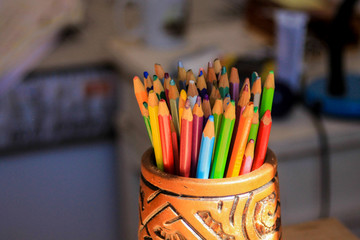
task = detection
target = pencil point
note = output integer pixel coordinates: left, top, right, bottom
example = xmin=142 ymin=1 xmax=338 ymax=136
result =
xmin=269 ymin=70 xmax=274 ymax=74
xmin=143 ymin=102 xmax=148 ymax=109
xmin=153 ymin=75 xmax=158 ymax=81
xmin=143 ymin=71 xmax=149 ymax=78
xmin=178 ymin=61 xmax=183 ymax=68
xmin=170 ymin=79 xmax=176 ymax=86
xmin=208 ymin=115 xmax=214 ymax=122
xmin=204 ymin=94 xmax=209 ymax=100
xmin=196 ymin=96 xmax=201 ymax=106
xmin=208 ymin=61 xmax=213 ymax=68
xmin=164 ymin=72 xmax=169 ymax=79
xmin=221 ymin=66 xmax=226 ymax=75
xmin=199 ymin=70 xmax=203 ymax=77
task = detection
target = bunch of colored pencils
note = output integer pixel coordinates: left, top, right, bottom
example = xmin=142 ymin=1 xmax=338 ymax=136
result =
xmin=133 ymin=60 xmax=275 ymax=179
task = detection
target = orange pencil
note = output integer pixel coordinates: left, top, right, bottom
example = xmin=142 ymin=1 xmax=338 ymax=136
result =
xmin=179 ymin=100 xmax=193 ymax=177
xmin=226 ymin=102 xmax=254 ymax=177
xmin=197 ymin=70 xmax=207 ymax=98
xmin=239 ymin=139 xmax=255 ymax=175
xmin=133 ymin=76 xmax=148 ymax=116
xmin=158 ymin=100 xmax=174 ymax=174
xmin=229 ymin=83 xmax=250 ymax=158
xmin=252 ymin=110 xmax=272 ymax=171
xmin=178 ymin=90 xmax=187 ymax=131
xmin=155 ymin=63 xmax=165 ymax=81
xmin=170 ymin=117 xmax=180 ymax=175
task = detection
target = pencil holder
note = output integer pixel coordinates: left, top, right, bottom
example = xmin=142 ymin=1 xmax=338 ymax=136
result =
xmin=139 ymin=148 xmax=282 ymax=240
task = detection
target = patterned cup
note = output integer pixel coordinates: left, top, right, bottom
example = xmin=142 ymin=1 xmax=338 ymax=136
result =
xmin=139 ymin=148 xmax=282 ymax=240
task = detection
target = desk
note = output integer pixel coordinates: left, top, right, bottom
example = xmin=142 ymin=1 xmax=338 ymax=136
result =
xmin=284 ymin=218 xmax=359 ymax=240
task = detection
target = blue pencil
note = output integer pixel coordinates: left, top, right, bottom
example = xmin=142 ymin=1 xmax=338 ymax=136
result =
xmin=196 ymin=115 xmax=215 ymax=179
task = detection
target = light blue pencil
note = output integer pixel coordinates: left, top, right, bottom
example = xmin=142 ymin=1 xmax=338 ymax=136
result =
xmin=196 ymin=115 xmax=215 ymax=179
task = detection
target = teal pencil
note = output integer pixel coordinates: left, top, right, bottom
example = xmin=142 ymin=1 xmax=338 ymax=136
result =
xmin=196 ymin=115 xmax=215 ymax=179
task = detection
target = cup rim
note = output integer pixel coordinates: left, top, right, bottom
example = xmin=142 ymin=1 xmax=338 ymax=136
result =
xmin=141 ymin=148 xmax=277 ymax=197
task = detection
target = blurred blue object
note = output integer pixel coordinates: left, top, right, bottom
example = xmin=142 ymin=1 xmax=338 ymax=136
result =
xmin=305 ymin=75 xmax=360 ymax=118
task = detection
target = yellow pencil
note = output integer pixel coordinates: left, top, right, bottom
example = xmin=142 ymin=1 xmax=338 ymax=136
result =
xmin=148 ymin=91 xmax=164 ymax=171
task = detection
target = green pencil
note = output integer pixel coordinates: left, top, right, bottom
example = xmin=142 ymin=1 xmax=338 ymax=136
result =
xmin=247 ymin=108 xmax=259 ymax=145
xmin=219 ymin=66 xmax=229 ymax=99
xmin=210 ymin=100 xmax=235 ymax=179
xmin=259 ymin=71 xmax=275 ymax=119
xmin=211 ymin=99 xmax=224 ymax=165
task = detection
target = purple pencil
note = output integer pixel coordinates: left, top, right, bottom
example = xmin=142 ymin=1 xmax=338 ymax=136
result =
xmin=191 ymin=96 xmax=204 ymax=177
xmin=230 ymin=67 xmax=240 ymax=103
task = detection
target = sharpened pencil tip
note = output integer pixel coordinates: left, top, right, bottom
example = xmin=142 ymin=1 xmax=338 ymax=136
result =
xmin=143 ymin=72 xmax=149 ymax=78
xmin=153 ymin=75 xmax=158 ymax=80
xmin=170 ymin=79 xmax=176 ymax=85
xmin=196 ymin=96 xmax=201 ymax=105
xmin=208 ymin=61 xmax=213 ymax=68
xmin=269 ymin=70 xmax=274 ymax=74
xmin=178 ymin=61 xmax=183 ymax=68
xmin=221 ymin=66 xmax=226 ymax=75
xmin=164 ymin=72 xmax=169 ymax=79
xmin=203 ymin=94 xmax=209 ymax=100
xmin=199 ymin=70 xmax=203 ymax=77
xmin=208 ymin=115 xmax=214 ymax=122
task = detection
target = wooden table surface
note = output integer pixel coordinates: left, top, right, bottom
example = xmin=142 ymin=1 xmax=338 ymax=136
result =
xmin=284 ymin=218 xmax=359 ymax=240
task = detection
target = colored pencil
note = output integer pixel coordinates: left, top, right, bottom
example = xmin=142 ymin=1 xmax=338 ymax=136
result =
xmin=133 ymin=76 xmax=152 ymax=144
xmin=169 ymin=79 xmax=180 ymax=137
xmin=142 ymin=103 xmax=153 ymax=145
xmin=199 ymin=67 xmax=207 ymax=79
xmin=229 ymin=67 xmax=240 ymax=103
xmin=155 ymin=63 xmax=165 ymax=84
xmin=206 ymin=61 xmax=217 ymax=95
xmin=170 ymin=117 xmax=180 ymax=175
xmin=153 ymin=75 xmax=166 ymax=101
xmin=239 ymin=139 xmax=255 ymax=175
xmin=191 ymin=96 xmax=204 ymax=177
xmin=179 ymin=100 xmax=193 ymax=177
xmin=164 ymin=72 xmax=171 ymax=105
xmin=202 ymin=94 xmax=212 ymax=125
xmin=259 ymin=71 xmax=275 ymax=119
xmin=196 ymin=115 xmax=215 ymax=179
xmin=248 ymin=108 xmax=260 ymax=145
xmin=226 ymin=102 xmax=254 ymax=177
xmin=219 ymin=66 xmax=229 ymax=99
xmin=251 ymin=71 xmax=258 ymax=88
xmin=252 ymin=110 xmax=272 ymax=171
xmin=214 ymin=58 xmax=222 ymax=80
xmin=251 ymin=77 xmax=262 ymax=112
xmin=143 ymin=71 xmax=153 ymax=93
xmin=211 ymin=98 xmax=223 ymax=165
xmin=197 ymin=70 xmax=207 ymax=98
xmin=229 ymin=82 xmax=250 ymax=158
xmin=148 ymin=91 xmax=164 ymax=171
xmin=209 ymin=85 xmax=218 ymax=108
xmin=186 ymin=69 xmax=196 ymax=86
xmin=187 ymin=80 xmax=198 ymax=110
xmin=223 ymin=93 xmax=231 ymax=110
xmin=178 ymin=89 xmax=187 ymax=131
xmin=178 ymin=61 xmax=187 ymax=91
xmin=158 ymin=100 xmax=174 ymax=174
xmin=210 ymin=100 xmax=235 ymax=179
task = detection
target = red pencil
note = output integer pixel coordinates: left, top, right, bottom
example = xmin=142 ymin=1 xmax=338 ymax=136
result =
xmin=179 ymin=99 xmax=193 ymax=177
xmin=191 ymin=96 xmax=204 ymax=177
xmin=239 ymin=139 xmax=255 ymax=175
xmin=158 ymin=100 xmax=174 ymax=174
xmin=252 ymin=110 xmax=272 ymax=171
xmin=170 ymin=117 xmax=179 ymax=175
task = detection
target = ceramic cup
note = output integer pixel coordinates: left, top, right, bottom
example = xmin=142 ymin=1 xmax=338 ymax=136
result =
xmin=139 ymin=148 xmax=282 ymax=240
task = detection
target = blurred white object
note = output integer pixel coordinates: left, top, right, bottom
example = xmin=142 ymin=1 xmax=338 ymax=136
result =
xmin=275 ymin=10 xmax=308 ymax=92
xmin=115 ymin=0 xmax=188 ymax=49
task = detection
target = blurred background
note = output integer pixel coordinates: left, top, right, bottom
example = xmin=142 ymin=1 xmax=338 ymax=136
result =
xmin=0 ymin=0 xmax=360 ymax=239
